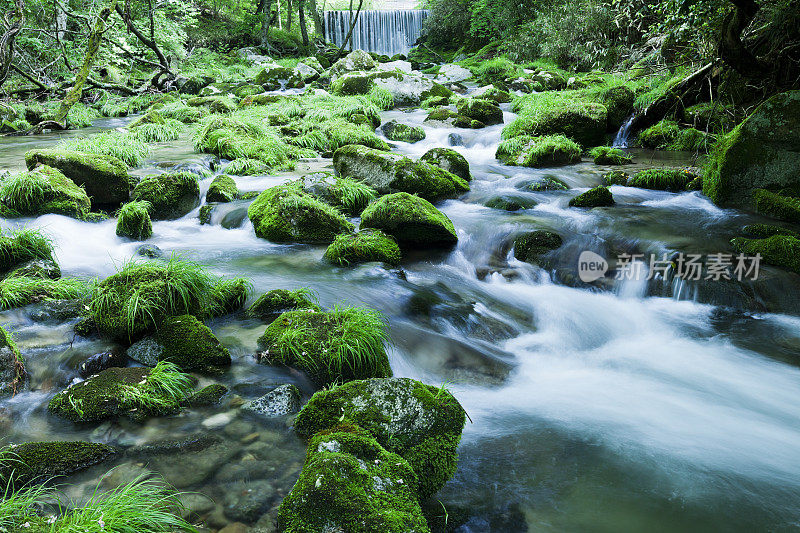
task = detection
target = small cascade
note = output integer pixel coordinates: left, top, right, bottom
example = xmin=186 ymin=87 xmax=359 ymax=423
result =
xmin=612 ymin=114 xmax=636 ymax=147
xmin=323 ymin=10 xmax=428 ymax=57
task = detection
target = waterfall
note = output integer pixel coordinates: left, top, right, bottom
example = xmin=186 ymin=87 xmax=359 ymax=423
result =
xmin=323 ymin=10 xmax=428 ymax=57
xmin=612 ymin=114 xmax=636 ymax=148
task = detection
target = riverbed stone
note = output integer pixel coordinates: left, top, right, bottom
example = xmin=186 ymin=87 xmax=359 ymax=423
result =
xmin=436 ymin=64 xmax=473 ymax=83
xmin=324 ymin=229 xmax=402 ymax=266
xmin=206 ymin=175 xmax=239 ymax=203
xmin=569 ymin=185 xmax=615 ymax=207
xmin=330 ymin=49 xmax=376 ymax=79
xmin=333 ymin=144 xmax=468 ymax=202
xmin=247 ymin=288 xmax=321 ymax=322
xmin=497 ymin=134 xmax=581 ymax=167
xmin=703 ymin=90 xmax=800 ymax=208
xmin=0 ymin=326 xmax=25 ymax=397
xmin=241 ymin=384 xmax=302 ymax=417
xmin=294 ymin=377 xmax=467 ymax=499
xmin=382 ymin=120 xmax=426 ymax=143
xmin=513 ymin=231 xmax=563 ymax=264
xmin=373 ymin=71 xmax=453 ymax=106
xmin=131 ymin=171 xmax=200 ymax=220
xmin=731 ymin=234 xmax=800 ymax=274
xmin=456 ymin=97 xmax=503 ymax=125
xmin=155 ymin=314 xmax=231 ymax=371
xmin=0 ymin=441 xmax=117 ymax=486
xmin=184 ymin=384 xmax=228 ymax=407
xmin=420 ymin=148 xmax=470 ymax=181
xmin=360 ymin=192 xmax=458 ymax=248
xmin=25 ymin=149 xmax=130 ymax=206
xmin=116 ymin=200 xmax=153 ymax=240
xmin=0 ymin=165 xmax=91 ymax=220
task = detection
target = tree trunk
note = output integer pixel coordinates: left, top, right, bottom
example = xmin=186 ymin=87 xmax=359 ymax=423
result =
xmin=308 ymin=0 xmax=323 ymax=36
xmin=0 ymin=0 xmax=25 ymax=91
xmin=287 ymin=0 xmax=293 ymax=30
xmin=338 ymin=0 xmax=363 ymax=58
xmin=298 ymin=0 xmax=309 ymax=46
xmin=719 ymin=0 xmax=770 ymax=79
xmin=115 ymin=0 xmax=172 ymax=77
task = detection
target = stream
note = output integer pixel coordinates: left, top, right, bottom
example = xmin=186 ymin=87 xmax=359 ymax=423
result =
xmin=2 ymin=86 xmax=800 ymax=532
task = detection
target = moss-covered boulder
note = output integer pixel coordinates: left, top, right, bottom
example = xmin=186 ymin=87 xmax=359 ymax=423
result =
xmin=257 ymin=307 xmax=392 ymax=387
xmin=600 ymin=85 xmax=635 ymax=130
xmin=0 ymin=165 xmax=91 ymax=219
xmin=506 ymin=99 xmax=607 ymax=147
xmin=742 ymin=223 xmax=800 ymax=239
xmin=474 ymin=85 xmax=512 ymax=104
xmin=0 ymin=229 xmax=56 ymax=276
xmin=381 ymin=120 xmax=426 ymax=143
xmin=360 ymin=192 xmax=458 ymax=248
xmin=116 ymin=201 xmax=152 ymax=240
xmin=0 ymin=441 xmax=117 ymax=486
xmin=569 ymin=186 xmax=614 ymax=207
xmin=419 ymin=148 xmax=470 ymax=181
xmin=513 ymin=231 xmax=563 ymax=264
xmin=294 ymin=377 xmax=466 ymax=499
xmin=628 ymin=168 xmax=696 ymax=191
xmin=154 ymin=314 xmax=231 ymax=371
xmin=589 ymin=146 xmax=632 ymax=165
xmin=753 ymin=189 xmax=800 ymax=223
xmin=602 ymin=170 xmax=630 ymax=186
xmin=373 ymin=71 xmax=453 ymax=107
xmin=247 ymin=184 xmax=354 ymax=243
xmin=731 ymin=235 xmax=800 ymax=274
xmin=254 ymin=63 xmax=294 ymax=85
xmin=48 ymin=365 xmax=193 ymax=422
xmin=456 ymin=98 xmax=503 ymax=126
xmin=0 ymin=326 xmax=25 ymax=397
xmin=496 ymin=135 xmax=581 ymax=167
xmin=206 ymin=174 xmax=238 ymax=203
xmin=296 ymin=172 xmax=377 ymax=216
xmin=424 ymin=108 xmax=484 ymax=129
xmin=131 ymin=171 xmax=200 ymax=220
xmin=277 ymin=426 xmax=429 ymax=533
xmin=638 ymin=120 xmax=679 ymax=149
xmin=25 ymin=149 xmax=130 ymax=206
xmin=247 ymin=288 xmax=320 ymax=322
xmin=703 ymin=91 xmax=800 ymax=208
xmin=333 ymin=145 xmax=468 ymax=202
xmin=183 ymin=383 xmax=228 ymax=407
xmin=330 ymin=50 xmax=377 ymax=79
xmin=324 ymin=230 xmax=402 ymax=266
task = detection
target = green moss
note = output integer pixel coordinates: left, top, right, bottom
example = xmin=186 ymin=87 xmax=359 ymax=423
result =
xmin=589 ymin=146 xmax=632 ymax=165
xmin=528 ymin=176 xmax=569 ymax=191
xmin=637 ymin=119 xmax=679 ymax=149
xmin=116 ymin=201 xmax=152 ymax=240
xmin=602 ymin=170 xmax=630 ymax=186
xmin=456 ymin=98 xmax=503 ymax=126
xmin=419 ymin=148 xmax=470 ymax=181
xmin=248 ymin=288 xmax=320 ymax=322
xmin=505 ymin=90 xmax=608 ymax=147
xmin=0 ymin=275 xmax=87 ymax=311
xmin=24 ymin=149 xmax=130 ymax=206
xmin=206 ymin=174 xmax=238 ymax=203
xmin=730 ymin=235 xmax=800 ymax=274
xmin=294 ymin=377 xmax=466 ymax=499
xmin=497 ymin=135 xmax=581 ymax=167
xmin=742 ymin=223 xmax=800 ymax=239
xmin=752 ymin=189 xmax=800 ymax=222
xmin=667 ymin=128 xmax=716 ymax=152
xmin=513 ymin=231 xmax=563 ymax=264
xmin=478 ymin=86 xmax=512 ymax=104
xmin=131 ymin=171 xmax=200 ymax=220
xmin=0 ymin=441 xmax=117 ymax=486
xmin=628 ymin=168 xmax=696 ymax=191
xmin=0 ymin=165 xmax=90 ymax=219
xmin=258 ymin=307 xmax=392 ymax=387
xmin=0 ymin=325 xmax=26 ymax=397
xmin=324 ymin=230 xmax=402 ymax=267
xmin=683 ymin=102 xmax=737 ymax=132
xmin=569 ymin=186 xmax=614 ymax=207
xmin=156 ymin=314 xmax=231 ymax=371
xmin=472 ymin=57 xmax=521 ymax=85
xmin=186 ymin=96 xmax=237 ymax=114
xmin=225 ymin=158 xmax=270 ymax=176
xmin=0 ymin=229 xmax=55 ymax=275
xmin=360 ymin=192 xmax=457 ymax=248
xmin=382 ymin=121 xmax=426 ymax=143
xmin=600 ymin=85 xmax=635 ymax=129
xmin=277 ymin=427 xmax=428 ymax=533
xmin=247 ymin=183 xmax=354 ymax=244
xmin=183 ymin=383 xmax=228 ymax=407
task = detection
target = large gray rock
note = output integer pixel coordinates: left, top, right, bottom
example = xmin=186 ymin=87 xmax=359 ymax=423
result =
xmin=241 ymin=384 xmax=301 ymax=417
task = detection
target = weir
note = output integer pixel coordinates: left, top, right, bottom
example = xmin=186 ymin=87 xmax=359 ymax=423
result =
xmin=323 ymin=9 xmax=428 ymax=56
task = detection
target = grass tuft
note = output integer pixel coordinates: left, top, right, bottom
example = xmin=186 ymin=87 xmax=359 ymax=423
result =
xmin=57 ymin=132 xmax=150 ymax=167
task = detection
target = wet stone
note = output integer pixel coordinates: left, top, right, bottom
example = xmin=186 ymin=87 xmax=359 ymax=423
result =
xmin=241 ymin=384 xmax=302 ymax=418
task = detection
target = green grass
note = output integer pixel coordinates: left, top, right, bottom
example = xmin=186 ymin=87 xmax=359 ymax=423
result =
xmin=157 ymin=101 xmax=208 ymax=124
xmin=366 ymin=86 xmax=394 ymax=111
xmin=225 ymin=158 xmax=270 ymax=175
xmin=331 ymin=177 xmax=377 ymax=215
xmin=117 ymin=361 xmax=195 ymax=412
xmin=56 ymin=132 xmax=150 ymax=167
xmin=589 ymin=146 xmax=632 ymax=165
xmin=0 ymin=471 xmax=196 ymax=532
xmin=0 ymin=275 xmax=89 ymax=310
xmin=0 ymin=172 xmax=51 ymax=213
xmin=0 ymin=228 xmax=55 ymax=272
xmin=89 ymin=254 xmax=249 ymax=340
xmin=130 ymin=119 xmax=184 ymax=143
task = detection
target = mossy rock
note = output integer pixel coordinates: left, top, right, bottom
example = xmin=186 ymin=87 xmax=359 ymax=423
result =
xmin=0 ymin=441 xmax=117 ymax=486
xmin=527 ymin=176 xmax=569 ymax=191
xmin=186 ymin=96 xmax=236 ymax=114
xmin=183 ymin=383 xmax=228 ymax=407
xmin=0 ymin=231 xmax=55 ymax=276
xmin=360 ymin=192 xmax=457 ymax=248
xmin=485 ymin=196 xmax=534 ymax=211
xmin=381 ymin=120 xmax=426 ymax=143
xmin=277 ymin=426 xmax=428 ymax=533
xmin=628 ymin=168 xmax=696 ymax=192
xmin=569 ymin=186 xmax=614 ymax=207
xmin=129 ymin=110 xmax=166 ymax=127
xmin=742 ymin=223 xmax=800 ymax=239
xmin=247 ymin=183 xmax=354 ymax=243
xmin=296 ymin=172 xmax=377 ymax=216
xmin=600 ymin=85 xmax=635 ymax=130
xmin=508 ymin=100 xmax=607 ymax=147
xmin=589 ymin=146 xmax=632 ymax=165
xmin=206 ymin=174 xmax=238 ymax=203
xmin=753 ymin=189 xmax=800 ymax=223
xmin=48 ymin=367 xmax=178 ymax=422
xmin=475 ymin=85 xmax=512 ymax=104
xmin=247 ymin=288 xmax=320 ymax=322
xmin=324 ymin=230 xmax=402 ymax=266
xmin=497 ymin=135 xmax=581 ymax=168
xmin=254 ymin=64 xmax=294 ymax=84
xmin=25 ymin=149 xmax=130 ymax=206
xmin=0 ymin=165 xmax=91 ymax=220
xmin=294 ymin=377 xmax=466 ymax=499
xmin=333 ymin=145 xmax=468 ymax=202
xmin=131 ymin=171 xmax=200 ymax=220
xmin=637 ymin=120 xmax=679 ymax=149
xmin=703 ymin=90 xmax=800 ymax=208
xmin=257 ymin=308 xmax=392 ymax=387
xmin=116 ymin=201 xmax=152 ymax=241
xmin=730 ymin=235 xmax=800 ymax=274
xmin=330 ymin=50 xmax=377 ymax=78
xmin=156 ymin=314 xmax=231 ymax=371
xmin=513 ymin=231 xmax=563 ymax=264
xmin=456 ymin=98 xmax=503 ymax=126
xmin=419 ymin=148 xmax=470 ymax=181
xmin=602 ymin=170 xmax=630 ymax=186
xmin=0 ymin=326 xmax=25 ymax=397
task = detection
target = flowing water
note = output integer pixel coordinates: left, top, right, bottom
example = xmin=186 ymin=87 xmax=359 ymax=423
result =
xmin=322 ymin=10 xmax=428 ymax=56
xmin=2 ymin=85 xmax=800 ymax=531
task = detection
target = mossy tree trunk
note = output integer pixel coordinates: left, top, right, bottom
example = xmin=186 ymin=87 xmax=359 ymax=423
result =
xmin=298 ymin=0 xmax=310 ymax=47
xmin=308 ymin=0 xmax=323 ymax=36
xmin=0 ymin=0 xmax=25 ymax=91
